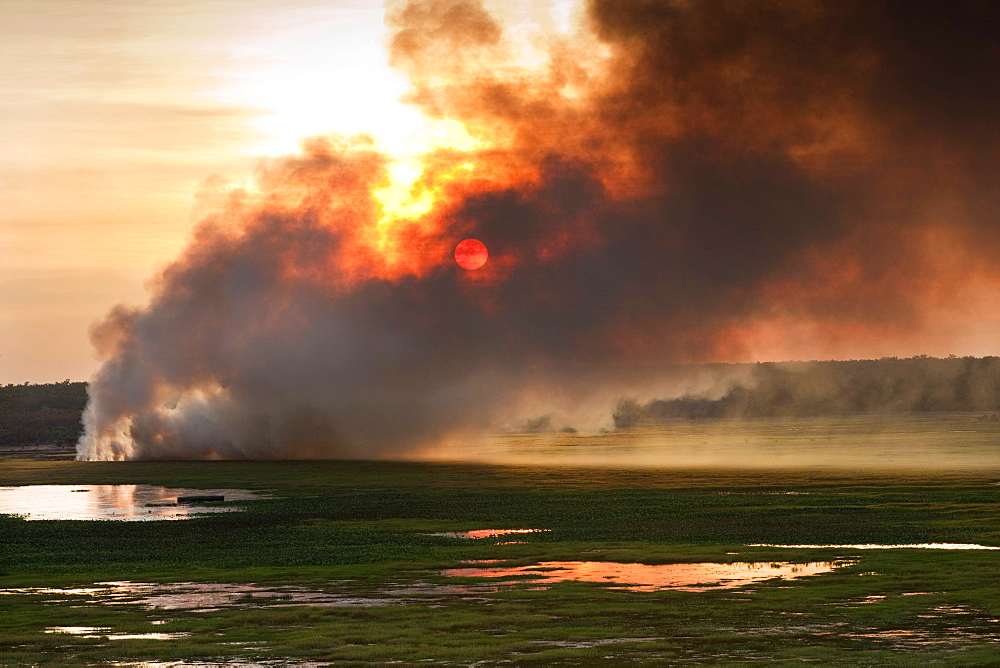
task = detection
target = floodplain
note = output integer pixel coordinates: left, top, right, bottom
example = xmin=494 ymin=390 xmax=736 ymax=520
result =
xmin=1 ymin=415 xmax=999 ymax=665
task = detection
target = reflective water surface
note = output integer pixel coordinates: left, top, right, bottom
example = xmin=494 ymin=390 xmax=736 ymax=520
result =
xmin=843 ymin=628 xmax=1000 ymax=647
xmin=443 ymin=560 xmax=853 ymax=592
xmin=0 ymin=580 xmax=494 ymax=611
xmin=45 ymin=626 xmax=111 ymax=636
xmin=0 ymin=485 xmax=266 ymax=520
xmin=751 ymin=543 xmax=1000 ymax=550
xmin=45 ymin=626 xmax=189 ymax=641
xmin=111 ymin=662 xmax=331 ymax=667
xmin=427 ymin=529 xmax=550 ymax=539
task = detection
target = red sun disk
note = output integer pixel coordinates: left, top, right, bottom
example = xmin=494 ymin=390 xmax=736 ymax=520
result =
xmin=454 ymin=238 xmax=489 ymax=270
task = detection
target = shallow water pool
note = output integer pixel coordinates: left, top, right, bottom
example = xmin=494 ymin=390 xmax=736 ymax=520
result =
xmin=443 ymin=559 xmax=854 ymax=592
xmin=750 ymin=543 xmax=1000 ymax=550
xmin=0 ymin=485 xmax=266 ymax=520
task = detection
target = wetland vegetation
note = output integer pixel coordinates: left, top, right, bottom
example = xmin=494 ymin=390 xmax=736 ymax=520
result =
xmin=1 ymin=435 xmax=999 ymax=665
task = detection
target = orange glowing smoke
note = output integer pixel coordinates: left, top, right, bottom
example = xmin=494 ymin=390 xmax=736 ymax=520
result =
xmin=77 ymin=1 xmax=1000 ymax=461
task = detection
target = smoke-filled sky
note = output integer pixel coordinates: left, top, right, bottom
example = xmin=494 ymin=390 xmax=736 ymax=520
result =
xmin=2 ymin=1 xmax=998 ymax=459
xmin=1 ymin=0 xmax=441 ymax=383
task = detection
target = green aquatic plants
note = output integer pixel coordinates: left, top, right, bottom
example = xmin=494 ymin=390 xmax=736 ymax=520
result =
xmin=1 ymin=448 xmax=999 ymax=665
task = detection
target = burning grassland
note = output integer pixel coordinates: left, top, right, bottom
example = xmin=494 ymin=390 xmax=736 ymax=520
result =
xmin=77 ymin=0 xmax=1000 ymax=460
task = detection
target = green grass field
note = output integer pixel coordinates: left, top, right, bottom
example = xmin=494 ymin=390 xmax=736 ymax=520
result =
xmin=2 ymin=424 xmax=999 ymax=665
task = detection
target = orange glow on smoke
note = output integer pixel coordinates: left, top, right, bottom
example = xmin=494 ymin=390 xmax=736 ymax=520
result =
xmin=257 ymin=1 xmax=675 ymax=289
xmin=141 ymin=0 xmax=999 ymax=356
xmin=368 ymin=158 xmax=482 ymax=277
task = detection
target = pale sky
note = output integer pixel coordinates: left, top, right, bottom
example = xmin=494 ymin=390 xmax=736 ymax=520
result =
xmin=0 ymin=0 xmax=428 ymax=382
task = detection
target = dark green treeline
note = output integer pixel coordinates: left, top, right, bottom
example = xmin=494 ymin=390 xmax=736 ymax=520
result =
xmin=0 ymin=381 xmax=87 ymax=446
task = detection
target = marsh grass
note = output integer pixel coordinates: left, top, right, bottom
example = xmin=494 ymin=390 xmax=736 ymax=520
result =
xmin=1 ymin=443 xmax=998 ymax=664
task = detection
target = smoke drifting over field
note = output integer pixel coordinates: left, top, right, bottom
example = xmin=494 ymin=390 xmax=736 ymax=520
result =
xmin=615 ymin=357 xmax=1000 ymax=427
xmin=79 ymin=0 xmax=1000 ymax=460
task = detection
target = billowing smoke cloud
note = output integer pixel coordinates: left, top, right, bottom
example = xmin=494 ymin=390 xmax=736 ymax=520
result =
xmin=79 ymin=0 xmax=999 ymax=460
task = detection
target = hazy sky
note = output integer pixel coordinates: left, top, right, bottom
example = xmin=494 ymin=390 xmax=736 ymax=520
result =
xmin=1 ymin=0 xmax=430 ymax=382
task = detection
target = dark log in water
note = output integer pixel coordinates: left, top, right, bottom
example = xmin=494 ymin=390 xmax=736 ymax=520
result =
xmin=176 ymin=494 xmax=224 ymax=503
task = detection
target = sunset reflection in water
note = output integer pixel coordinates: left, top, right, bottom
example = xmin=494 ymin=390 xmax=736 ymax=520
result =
xmin=0 ymin=485 xmax=263 ymax=520
xmin=444 ymin=560 xmax=852 ymax=592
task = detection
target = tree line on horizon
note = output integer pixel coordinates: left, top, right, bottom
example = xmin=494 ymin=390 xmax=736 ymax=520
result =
xmin=4 ymin=356 xmax=1000 ymax=446
xmin=0 ymin=380 xmax=87 ymax=447
xmin=614 ymin=356 xmax=1000 ymax=427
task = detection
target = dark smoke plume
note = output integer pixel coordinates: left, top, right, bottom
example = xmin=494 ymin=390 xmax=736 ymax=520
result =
xmin=79 ymin=0 xmax=1000 ymax=459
